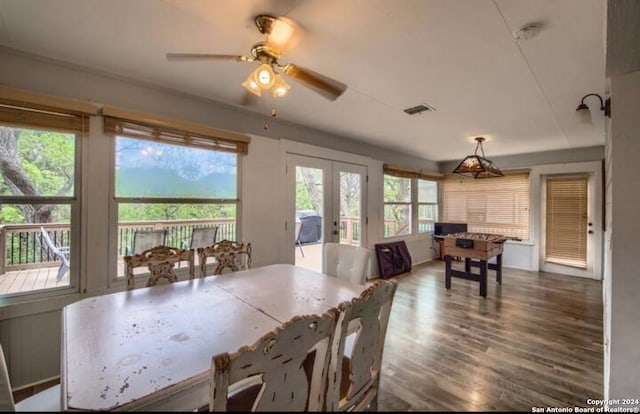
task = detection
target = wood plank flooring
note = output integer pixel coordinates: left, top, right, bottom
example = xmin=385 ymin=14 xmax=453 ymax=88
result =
xmin=377 ymin=260 xmax=603 ymax=412
xmin=12 ymin=260 xmax=603 ymax=411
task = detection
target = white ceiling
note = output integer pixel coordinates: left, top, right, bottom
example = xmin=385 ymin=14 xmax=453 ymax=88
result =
xmin=0 ymin=0 xmax=606 ymax=162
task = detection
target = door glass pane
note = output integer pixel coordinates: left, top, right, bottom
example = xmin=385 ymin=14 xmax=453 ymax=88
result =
xmin=295 ymin=166 xmax=323 ymax=271
xmin=339 ymin=172 xmax=361 ymax=246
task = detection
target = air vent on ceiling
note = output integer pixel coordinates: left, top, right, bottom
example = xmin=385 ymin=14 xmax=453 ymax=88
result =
xmin=403 ymin=103 xmax=435 ymax=115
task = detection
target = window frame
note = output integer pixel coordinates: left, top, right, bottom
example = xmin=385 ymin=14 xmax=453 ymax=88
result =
xmin=383 ymin=174 xmax=440 ymax=238
xmin=0 ymin=125 xmax=83 ymax=300
xmin=108 ymin=131 xmax=243 ymax=283
xmin=416 ymin=178 xmax=439 ymax=234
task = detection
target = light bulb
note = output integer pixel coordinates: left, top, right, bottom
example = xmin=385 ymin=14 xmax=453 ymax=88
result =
xmin=253 ymin=63 xmax=275 ymax=88
xmin=272 ymin=74 xmax=291 ymax=98
xmin=241 ymin=75 xmax=262 ymax=96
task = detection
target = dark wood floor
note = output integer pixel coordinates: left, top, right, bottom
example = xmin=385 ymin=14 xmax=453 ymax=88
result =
xmin=13 ymin=260 xmax=603 ymax=411
xmin=377 ymin=260 xmax=603 ymax=412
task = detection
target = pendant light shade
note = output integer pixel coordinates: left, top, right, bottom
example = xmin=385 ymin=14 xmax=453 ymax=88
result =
xmin=242 ymin=75 xmax=262 ymax=96
xmin=452 ymin=137 xmax=504 ymax=178
xmin=241 ymin=63 xmax=291 ymax=98
xmin=575 ymin=93 xmax=610 ymax=125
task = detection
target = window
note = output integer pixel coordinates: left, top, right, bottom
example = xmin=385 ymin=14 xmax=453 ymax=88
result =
xmin=384 ymin=175 xmax=412 ymax=237
xmin=104 ymin=108 xmax=249 ymax=279
xmin=442 ymin=171 xmax=530 ymax=239
xmin=418 ymin=179 xmax=438 ymax=233
xmin=383 ymin=164 xmax=441 ymax=238
xmin=0 ymin=88 xmax=94 ymax=297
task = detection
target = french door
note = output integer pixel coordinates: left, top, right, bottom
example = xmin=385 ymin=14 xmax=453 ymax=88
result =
xmin=286 ymin=154 xmax=367 ymax=272
xmin=540 ymin=174 xmax=598 ymax=278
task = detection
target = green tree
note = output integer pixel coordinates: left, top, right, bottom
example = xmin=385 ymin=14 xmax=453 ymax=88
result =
xmin=0 ymin=126 xmax=75 ymax=224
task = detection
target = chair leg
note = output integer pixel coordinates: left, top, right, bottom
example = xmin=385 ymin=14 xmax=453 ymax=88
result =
xmin=297 ymin=241 xmax=304 ymax=257
xmin=56 ymin=262 xmax=69 ymax=282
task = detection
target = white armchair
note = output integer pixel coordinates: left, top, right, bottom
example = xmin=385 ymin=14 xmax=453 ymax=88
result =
xmin=323 ymin=243 xmax=371 ymax=285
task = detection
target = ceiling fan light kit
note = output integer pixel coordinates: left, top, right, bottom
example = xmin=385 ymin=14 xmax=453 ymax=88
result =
xmin=166 ymin=14 xmax=347 ymax=102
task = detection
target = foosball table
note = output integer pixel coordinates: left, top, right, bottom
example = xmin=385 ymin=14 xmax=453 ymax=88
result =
xmin=442 ymin=232 xmax=507 ymax=298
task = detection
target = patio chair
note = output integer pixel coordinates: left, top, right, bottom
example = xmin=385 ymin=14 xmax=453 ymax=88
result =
xmin=210 ymin=308 xmax=340 ymax=411
xmin=182 ymin=226 xmax=218 ymax=250
xmin=40 ymin=227 xmax=70 ymax=282
xmin=126 ymin=229 xmax=167 ymax=256
xmin=124 ymin=245 xmax=195 ymax=290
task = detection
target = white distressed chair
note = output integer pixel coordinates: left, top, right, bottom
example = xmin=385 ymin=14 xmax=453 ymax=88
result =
xmin=327 ymin=279 xmax=398 ymax=412
xmin=1 ymin=344 xmax=61 ymax=412
xmin=197 ymin=239 xmax=252 ymax=277
xmin=209 ymin=308 xmax=341 ymax=412
xmin=124 ymin=245 xmax=195 ymax=290
xmin=323 ymin=243 xmax=371 ymax=285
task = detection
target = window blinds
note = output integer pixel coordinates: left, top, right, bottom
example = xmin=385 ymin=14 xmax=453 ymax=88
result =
xmin=442 ymin=171 xmax=530 ymax=239
xmin=0 ymin=86 xmax=97 ymax=133
xmin=545 ymin=176 xmax=588 ymax=268
xmin=103 ymin=107 xmax=250 ymax=154
xmin=383 ymin=163 xmax=444 ymax=181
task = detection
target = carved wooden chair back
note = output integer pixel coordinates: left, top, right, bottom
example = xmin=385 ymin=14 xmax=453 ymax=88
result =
xmin=124 ymin=245 xmax=195 ymax=290
xmin=210 ymin=308 xmax=340 ymax=412
xmin=197 ymin=239 xmax=252 ymax=277
xmin=327 ymin=279 xmax=398 ymax=411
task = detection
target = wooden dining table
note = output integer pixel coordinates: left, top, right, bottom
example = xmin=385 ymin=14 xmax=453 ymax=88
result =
xmin=61 ymin=264 xmax=365 ymax=411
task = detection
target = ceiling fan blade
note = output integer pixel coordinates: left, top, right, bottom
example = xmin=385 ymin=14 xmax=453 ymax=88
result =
xmin=166 ymin=53 xmax=251 ymax=62
xmin=281 ymin=63 xmax=347 ymax=101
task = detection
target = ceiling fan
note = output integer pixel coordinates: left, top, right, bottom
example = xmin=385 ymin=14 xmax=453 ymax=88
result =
xmin=166 ymin=14 xmax=347 ymax=102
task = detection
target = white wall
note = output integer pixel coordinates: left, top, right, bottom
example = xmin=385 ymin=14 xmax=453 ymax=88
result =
xmin=604 ymin=0 xmax=640 ymax=402
xmin=605 ymin=68 xmax=640 ymax=402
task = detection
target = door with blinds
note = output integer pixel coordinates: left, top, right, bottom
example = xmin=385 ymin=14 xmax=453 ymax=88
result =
xmin=541 ymin=174 xmax=596 ymax=278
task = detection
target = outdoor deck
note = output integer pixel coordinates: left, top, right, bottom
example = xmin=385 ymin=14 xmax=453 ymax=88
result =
xmin=0 ymin=265 xmax=69 ymax=294
xmin=1 ymin=242 xmax=327 ymax=295
xmin=295 ymin=242 xmax=322 ymax=273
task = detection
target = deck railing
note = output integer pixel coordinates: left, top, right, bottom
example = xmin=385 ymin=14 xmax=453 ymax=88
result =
xmin=0 ymin=219 xmax=235 ymax=273
xmin=2 ymin=217 xmax=433 ymax=273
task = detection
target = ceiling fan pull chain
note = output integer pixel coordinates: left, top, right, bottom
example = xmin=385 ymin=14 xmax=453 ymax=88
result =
xmin=264 ymin=108 xmax=277 ymax=130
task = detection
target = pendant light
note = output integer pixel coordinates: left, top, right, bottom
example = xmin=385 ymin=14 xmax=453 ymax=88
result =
xmin=452 ymin=137 xmax=504 ymax=178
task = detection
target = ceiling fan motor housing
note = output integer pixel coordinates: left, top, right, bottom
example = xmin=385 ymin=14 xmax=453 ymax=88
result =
xmin=250 ymin=41 xmax=281 ymax=64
